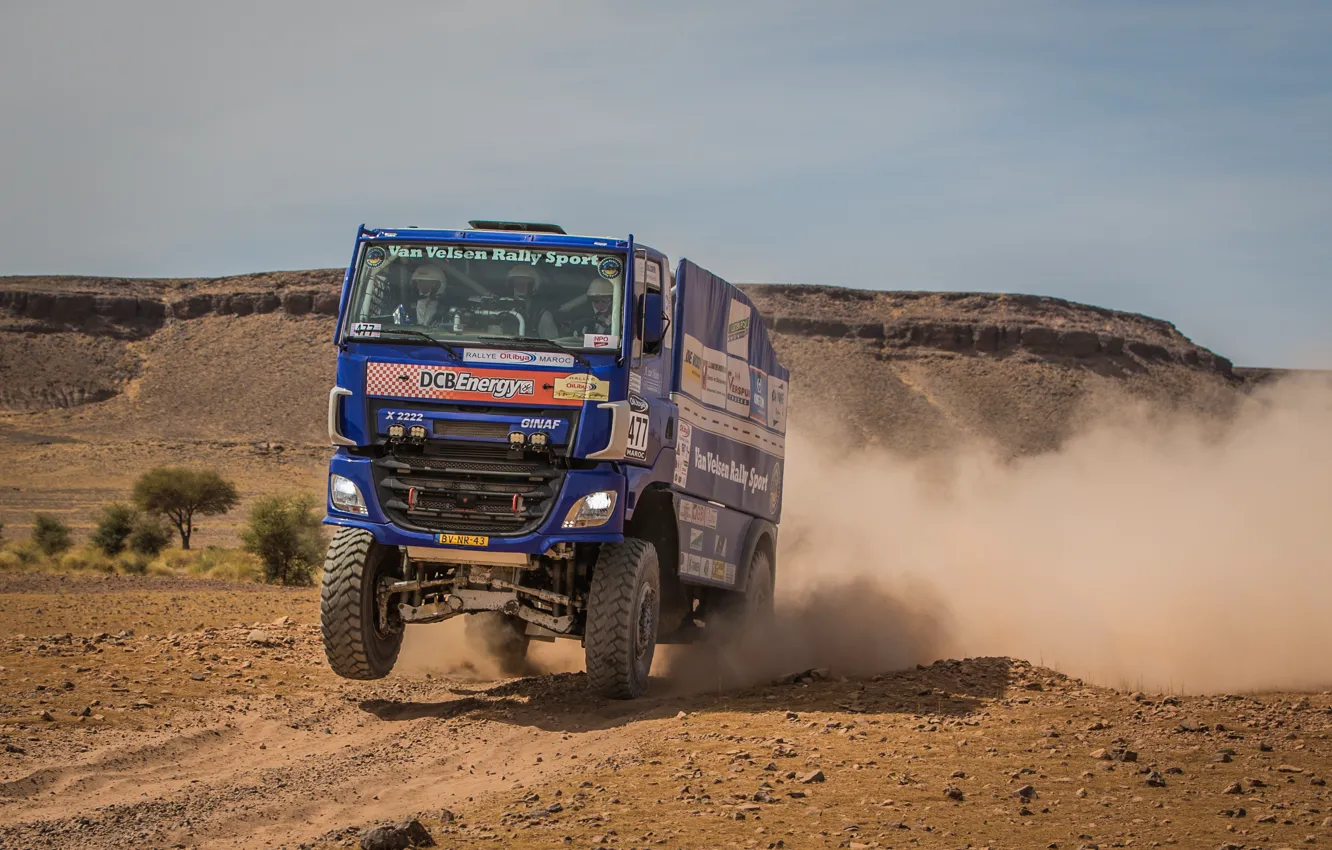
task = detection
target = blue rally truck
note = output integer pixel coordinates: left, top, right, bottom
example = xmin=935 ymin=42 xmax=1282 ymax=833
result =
xmin=322 ymin=220 xmax=789 ymax=698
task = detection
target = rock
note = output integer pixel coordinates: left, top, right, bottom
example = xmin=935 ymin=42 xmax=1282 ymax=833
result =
xmin=39 ymin=710 xmax=54 ymax=722
xmin=1258 ymin=741 xmax=1273 ymax=752
xmin=281 ymin=291 xmax=312 ymax=315
xmin=675 ymin=711 xmax=687 ymax=719
xmin=272 ymin=616 xmax=291 ymax=626
xmin=313 ymin=292 xmax=341 ymax=315
xmin=943 ymin=784 xmax=964 ymax=801
xmin=359 ymin=819 xmax=435 ymax=850
xmin=438 ymin=809 xmax=454 ymax=823
xmin=799 ymin=770 xmax=826 ymax=784
xmin=1276 ymin=764 xmax=1304 ymax=773
xmin=545 ymin=802 xmax=563 ymax=813
xmin=1059 ymin=330 xmax=1100 ymax=358
xmin=131 ymin=701 xmax=153 ymax=709
xmin=1089 ymin=748 xmax=1109 ymax=760
xmin=1145 ymin=771 xmax=1166 ymax=788
xmin=247 ymin=630 xmax=270 ymax=645
xmin=1015 ymin=784 xmax=1036 ymax=799
xmin=1222 ymin=782 xmax=1243 ymax=794
xmin=1076 ymin=788 xmax=1087 ymax=798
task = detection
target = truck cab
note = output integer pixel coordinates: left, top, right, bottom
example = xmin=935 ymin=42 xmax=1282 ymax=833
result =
xmin=321 ymin=221 xmax=789 ymax=698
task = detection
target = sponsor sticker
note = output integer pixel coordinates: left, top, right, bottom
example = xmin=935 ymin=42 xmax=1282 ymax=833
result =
xmin=584 ymin=333 xmax=619 ymax=349
xmin=554 ymin=373 xmax=610 ymax=402
xmin=645 ymin=261 xmax=661 ymax=287
xmin=749 ymin=366 xmax=769 ymax=426
xmin=520 ymin=417 xmax=564 ymax=430
xmin=713 ymin=535 xmax=727 ymax=558
xmin=768 ymin=376 xmax=788 ymax=433
xmin=628 ymin=372 xmax=642 ymax=393
xmin=627 ymin=392 xmax=649 ymax=413
xmin=681 ymin=334 xmax=705 ymax=399
xmin=769 ymin=460 xmax=783 ymax=515
xmin=365 ymin=246 xmax=386 ymax=267
xmin=679 ymin=553 xmax=736 ymax=585
xmin=673 ymin=421 xmax=692 ymax=487
xmin=677 ymin=497 xmax=718 ymax=529
xmin=462 ymin=348 xmax=575 ymax=368
xmin=366 ymin=361 xmax=585 ymax=407
xmin=438 ymin=533 xmax=488 ymax=547
xmin=726 ymin=356 xmax=752 ymax=417
xmin=625 ymin=408 xmax=649 ymax=461
xmin=597 ymin=256 xmax=623 ymax=281
xmin=702 ymin=347 xmax=727 ymax=409
xmin=726 ymin=299 xmax=752 ymax=357
xmin=351 ymin=321 xmax=381 ymax=338
xmin=688 ymin=528 xmax=704 ymax=551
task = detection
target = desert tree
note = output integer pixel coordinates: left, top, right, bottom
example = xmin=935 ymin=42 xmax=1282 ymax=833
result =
xmin=132 ymin=467 xmax=239 ymax=550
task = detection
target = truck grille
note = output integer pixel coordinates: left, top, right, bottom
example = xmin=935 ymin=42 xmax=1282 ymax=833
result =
xmin=372 ymin=443 xmax=563 ymax=536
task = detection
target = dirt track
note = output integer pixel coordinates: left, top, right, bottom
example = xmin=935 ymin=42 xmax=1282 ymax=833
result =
xmin=2 ymin=576 xmax=1331 ymax=850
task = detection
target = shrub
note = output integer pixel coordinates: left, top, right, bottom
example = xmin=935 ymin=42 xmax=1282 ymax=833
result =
xmin=32 ymin=514 xmax=72 ymax=556
xmin=128 ymin=514 xmax=173 ymax=556
xmin=241 ymin=494 xmax=325 ymax=586
xmin=132 ymin=467 xmax=239 ymax=550
xmin=192 ymin=548 xmax=263 ymax=583
xmin=90 ymin=503 xmax=139 ymax=556
xmin=117 ymin=552 xmax=151 ymax=575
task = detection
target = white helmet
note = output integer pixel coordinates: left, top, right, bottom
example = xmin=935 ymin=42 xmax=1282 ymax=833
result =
xmin=506 ymin=265 xmax=542 ymax=297
xmin=586 ymin=278 xmax=613 ymax=319
xmin=410 ymin=264 xmax=447 ymax=295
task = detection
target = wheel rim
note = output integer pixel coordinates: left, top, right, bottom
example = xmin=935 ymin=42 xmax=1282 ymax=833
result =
xmin=634 ymin=583 xmax=657 ymax=662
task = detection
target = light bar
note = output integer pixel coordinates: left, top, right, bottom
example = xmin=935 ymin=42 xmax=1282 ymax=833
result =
xmin=509 ymin=431 xmax=526 ymax=448
xmin=387 ymin=423 xmax=406 ymax=439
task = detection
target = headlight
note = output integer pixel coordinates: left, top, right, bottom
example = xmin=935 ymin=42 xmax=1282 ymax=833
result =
xmin=329 ymin=474 xmax=368 ymax=515
xmin=562 ymin=490 xmax=618 ymax=528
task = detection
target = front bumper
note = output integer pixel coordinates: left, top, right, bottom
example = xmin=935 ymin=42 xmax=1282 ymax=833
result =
xmin=324 ymin=451 xmax=625 ymax=552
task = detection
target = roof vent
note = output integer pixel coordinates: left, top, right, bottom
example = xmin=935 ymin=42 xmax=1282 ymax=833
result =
xmin=468 ymin=220 xmax=566 ymax=234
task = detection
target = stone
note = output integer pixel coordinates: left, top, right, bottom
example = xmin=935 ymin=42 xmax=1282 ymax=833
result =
xmin=1089 ymin=748 xmax=1109 ymax=760
xmin=1277 ymin=764 xmax=1304 ymax=773
xmin=799 ymin=770 xmax=825 ymax=784
xmin=281 ymin=291 xmax=312 ymax=315
xmin=1222 ymin=782 xmax=1243 ymax=794
xmin=1145 ymin=771 xmax=1166 ymax=788
xmin=247 ymin=630 xmax=270 ymax=645
xmin=1058 ymin=330 xmax=1100 ymax=358
xmin=359 ymin=819 xmax=435 ymax=849
xmin=943 ymin=784 xmax=964 ymax=801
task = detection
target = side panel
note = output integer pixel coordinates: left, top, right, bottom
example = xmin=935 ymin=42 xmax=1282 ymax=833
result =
xmin=673 ymin=493 xmax=754 ymax=590
xmin=669 ymin=260 xmax=788 ymax=522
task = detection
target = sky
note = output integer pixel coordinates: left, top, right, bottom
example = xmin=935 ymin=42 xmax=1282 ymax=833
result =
xmin=1 ymin=1 xmax=1328 ymax=367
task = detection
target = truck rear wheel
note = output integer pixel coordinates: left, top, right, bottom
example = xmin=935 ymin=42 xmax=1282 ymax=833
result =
xmin=320 ymin=528 xmax=403 ymax=680
xmin=464 ymin=612 xmax=532 ymax=677
xmin=715 ymin=545 xmax=775 ymax=637
xmin=585 ymin=539 xmax=660 ymax=699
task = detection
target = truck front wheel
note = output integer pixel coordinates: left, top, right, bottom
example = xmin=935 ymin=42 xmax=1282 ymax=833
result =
xmin=585 ymin=539 xmax=660 ymax=699
xmin=320 ymin=528 xmax=404 ymax=680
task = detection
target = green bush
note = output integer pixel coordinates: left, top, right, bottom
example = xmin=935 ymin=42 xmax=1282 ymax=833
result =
xmin=90 ymin=503 xmax=138 ymax=556
xmin=241 ymin=494 xmax=325 ymax=586
xmin=32 ymin=514 xmax=72 ymax=556
xmin=128 ymin=514 xmax=173 ymax=556
xmin=117 ymin=551 xmax=151 ymax=575
xmin=132 ymin=467 xmax=239 ymax=550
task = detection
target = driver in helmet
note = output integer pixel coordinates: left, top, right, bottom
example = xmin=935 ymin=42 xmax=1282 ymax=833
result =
xmin=574 ymin=278 xmax=615 ymax=336
xmin=504 ymin=265 xmax=559 ymax=338
xmin=393 ymin=264 xmax=450 ymax=326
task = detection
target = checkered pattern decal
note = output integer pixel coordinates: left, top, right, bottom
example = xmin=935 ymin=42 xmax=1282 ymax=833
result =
xmin=364 ymin=361 xmax=587 ymax=406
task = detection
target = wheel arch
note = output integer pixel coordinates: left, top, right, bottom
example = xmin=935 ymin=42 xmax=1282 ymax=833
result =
xmin=738 ymin=516 xmax=778 ymax=593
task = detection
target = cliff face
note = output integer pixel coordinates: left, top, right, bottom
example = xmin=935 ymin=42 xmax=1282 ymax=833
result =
xmin=0 ymin=272 xmax=1245 ymax=456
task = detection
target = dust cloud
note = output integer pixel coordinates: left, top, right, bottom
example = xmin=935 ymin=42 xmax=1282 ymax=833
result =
xmin=776 ymin=376 xmax=1332 ymax=694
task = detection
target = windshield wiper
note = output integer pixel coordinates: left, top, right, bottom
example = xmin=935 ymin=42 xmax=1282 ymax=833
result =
xmin=477 ymin=335 xmax=592 ymax=369
xmin=348 ymin=327 xmax=461 ymax=358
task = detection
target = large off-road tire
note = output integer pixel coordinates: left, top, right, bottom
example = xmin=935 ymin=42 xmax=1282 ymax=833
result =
xmin=585 ymin=539 xmax=660 ymax=699
xmin=464 ymin=612 xmax=532 ymax=677
xmin=715 ymin=545 xmax=776 ymax=637
xmin=320 ymin=527 xmax=404 ymax=680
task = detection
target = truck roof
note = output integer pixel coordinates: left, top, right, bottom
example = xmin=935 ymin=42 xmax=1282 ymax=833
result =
xmin=358 ymin=224 xmax=665 ymax=262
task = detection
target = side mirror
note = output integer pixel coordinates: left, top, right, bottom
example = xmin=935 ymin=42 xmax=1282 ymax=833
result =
xmin=639 ymin=292 xmax=665 ymax=353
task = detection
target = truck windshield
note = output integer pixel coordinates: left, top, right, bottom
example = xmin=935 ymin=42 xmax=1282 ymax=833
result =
xmin=344 ymin=242 xmax=624 ymax=349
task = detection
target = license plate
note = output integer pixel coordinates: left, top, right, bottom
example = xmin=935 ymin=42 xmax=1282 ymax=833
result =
xmin=437 ymin=534 xmax=489 ymax=547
